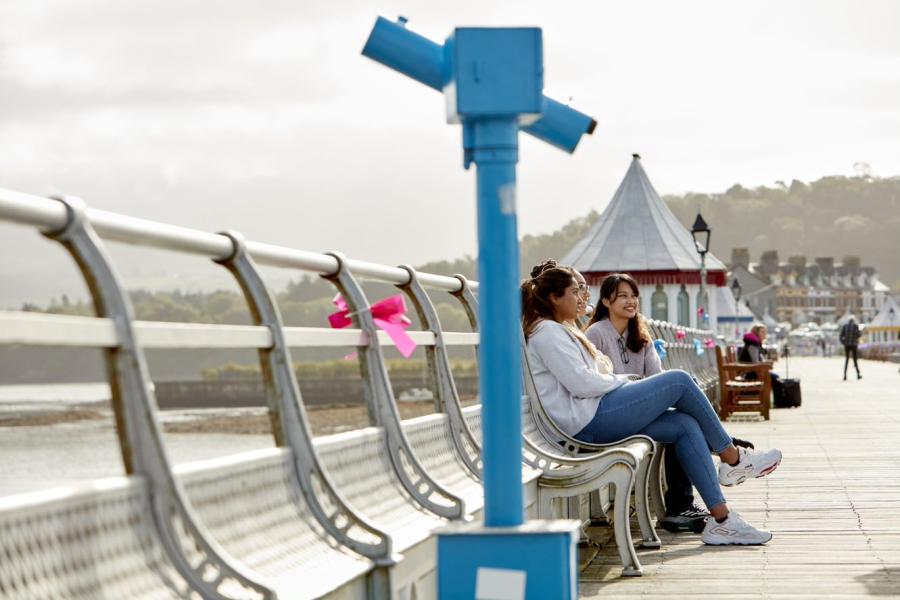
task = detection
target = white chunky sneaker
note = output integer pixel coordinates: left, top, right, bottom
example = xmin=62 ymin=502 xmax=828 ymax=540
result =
xmin=702 ymin=511 xmax=772 ymax=545
xmin=718 ymin=446 xmax=782 ymax=486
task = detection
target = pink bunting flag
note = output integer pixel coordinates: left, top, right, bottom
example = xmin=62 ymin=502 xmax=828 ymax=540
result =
xmin=675 ymin=329 xmax=686 ymax=341
xmin=328 ymin=293 xmax=417 ymax=358
xmin=704 ymin=338 xmax=715 ymax=349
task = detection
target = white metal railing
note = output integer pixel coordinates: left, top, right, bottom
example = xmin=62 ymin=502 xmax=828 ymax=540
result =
xmin=0 ymin=187 xmax=478 ymax=293
xmin=0 ymin=188 xmax=486 ymax=600
xmin=0 ymin=310 xmax=479 ymax=349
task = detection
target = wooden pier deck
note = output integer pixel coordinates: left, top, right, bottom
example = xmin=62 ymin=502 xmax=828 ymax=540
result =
xmin=580 ymin=356 xmax=900 ymax=599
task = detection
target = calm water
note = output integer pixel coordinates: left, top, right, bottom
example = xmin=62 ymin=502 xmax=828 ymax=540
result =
xmin=0 ymin=383 xmax=274 ymax=496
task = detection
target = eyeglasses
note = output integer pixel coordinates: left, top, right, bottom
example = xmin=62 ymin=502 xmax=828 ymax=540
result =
xmin=616 ymin=336 xmax=630 ymax=364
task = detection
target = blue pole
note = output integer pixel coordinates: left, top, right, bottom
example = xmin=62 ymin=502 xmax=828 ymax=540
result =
xmin=361 ymin=20 xmax=593 ymax=596
xmin=472 ymin=118 xmax=523 ymax=527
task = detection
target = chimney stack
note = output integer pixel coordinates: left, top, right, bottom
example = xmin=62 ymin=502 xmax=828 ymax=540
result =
xmin=788 ymin=255 xmax=807 ymax=269
xmin=758 ymin=250 xmax=780 ymax=274
xmin=842 ymin=256 xmax=861 ymax=270
xmin=815 ymin=257 xmax=835 ymax=275
xmin=731 ymin=247 xmax=750 ymax=270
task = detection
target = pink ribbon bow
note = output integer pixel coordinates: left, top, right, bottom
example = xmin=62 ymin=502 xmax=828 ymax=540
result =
xmin=704 ymin=338 xmax=715 ymax=349
xmin=675 ymin=330 xmax=686 ymax=341
xmin=329 ymin=294 xmax=417 ymax=358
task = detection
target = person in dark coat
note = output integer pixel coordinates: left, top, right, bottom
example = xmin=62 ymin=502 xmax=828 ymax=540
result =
xmin=738 ymin=324 xmax=782 ymax=397
xmin=738 ymin=325 xmax=773 ymax=372
xmin=840 ymin=316 xmax=862 ymax=380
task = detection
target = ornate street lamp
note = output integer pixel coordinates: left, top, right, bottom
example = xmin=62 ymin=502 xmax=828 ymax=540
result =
xmin=731 ymin=277 xmax=742 ymax=338
xmin=731 ymin=277 xmax=742 ymax=302
xmin=691 ymin=211 xmax=711 ymax=327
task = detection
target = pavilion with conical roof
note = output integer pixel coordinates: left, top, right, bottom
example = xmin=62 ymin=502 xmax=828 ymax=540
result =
xmin=865 ymin=296 xmax=900 ymax=344
xmin=562 ymin=154 xmax=728 ymax=329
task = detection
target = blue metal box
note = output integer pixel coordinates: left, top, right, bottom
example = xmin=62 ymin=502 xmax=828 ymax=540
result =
xmin=437 ymin=520 xmax=579 ymax=599
xmin=445 ymin=28 xmax=544 ymax=124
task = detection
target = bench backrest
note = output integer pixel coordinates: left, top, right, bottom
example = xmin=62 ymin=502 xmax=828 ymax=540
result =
xmin=0 ymin=188 xmax=489 ymax=596
xmin=175 ymin=447 xmax=369 ymax=581
xmin=0 ymin=478 xmax=193 ymax=600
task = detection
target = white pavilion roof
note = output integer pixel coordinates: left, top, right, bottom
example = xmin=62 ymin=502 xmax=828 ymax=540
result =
xmin=715 ymin=286 xmax=756 ymax=320
xmin=869 ymin=296 xmax=900 ymax=328
xmin=563 ymin=155 xmax=727 ymax=273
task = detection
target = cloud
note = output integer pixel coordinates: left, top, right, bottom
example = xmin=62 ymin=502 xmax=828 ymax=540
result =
xmin=1 ymin=0 xmax=898 ymax=307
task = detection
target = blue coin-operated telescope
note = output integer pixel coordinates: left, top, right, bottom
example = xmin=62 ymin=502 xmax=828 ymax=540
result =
xmin=363 ymin=16 xmax=596 ymax=166
xmin=363 ymin=16 xmax=595 ymax=599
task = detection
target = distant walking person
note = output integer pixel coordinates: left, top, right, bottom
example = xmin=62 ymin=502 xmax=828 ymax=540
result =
xmin=840 ymin=316 xmax=862 ymax=380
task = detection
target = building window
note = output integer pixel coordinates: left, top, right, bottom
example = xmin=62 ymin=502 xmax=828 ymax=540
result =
xmin=677 ymin=286 xmax=690 ymax=326
xmin=651 ymin=285 xmax=668 ymax=321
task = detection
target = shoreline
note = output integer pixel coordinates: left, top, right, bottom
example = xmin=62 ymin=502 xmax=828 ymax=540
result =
xmin=0 ymin=398 xmax=475 ymax=436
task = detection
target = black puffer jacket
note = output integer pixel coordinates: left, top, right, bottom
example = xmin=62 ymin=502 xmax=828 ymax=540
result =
xmin=840 ymin=321 xmax=861 ymax=347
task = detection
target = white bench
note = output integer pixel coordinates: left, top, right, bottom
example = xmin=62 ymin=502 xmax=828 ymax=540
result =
xmin=175 ymin=448 xmax=376 ymax=599
xmin=0 ymin=192 xmax=551 ymax=598
xmin=0 ymin=188 xmax=719 ymax=595
xmin=0 ymin=478 xmax=198 ymax=600
xmin=0 ymin=193 xmax=479 ymax=599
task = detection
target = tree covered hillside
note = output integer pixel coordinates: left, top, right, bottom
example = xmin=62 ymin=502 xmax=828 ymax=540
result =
xmin=16 ymin=174 xmax=899 ymax=323
xmin=665 ymin=176 xmax=900 ymax=289
xmin=8 ymin=175 xmax=896 ymax=383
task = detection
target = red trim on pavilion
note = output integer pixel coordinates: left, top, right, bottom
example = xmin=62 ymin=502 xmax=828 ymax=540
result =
xmin=584 ymin=270 xmax=727 ymax=287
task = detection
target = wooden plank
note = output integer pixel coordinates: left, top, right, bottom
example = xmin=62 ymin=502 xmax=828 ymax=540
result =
xmin=580 ymin=357 xmax=900 ymax=598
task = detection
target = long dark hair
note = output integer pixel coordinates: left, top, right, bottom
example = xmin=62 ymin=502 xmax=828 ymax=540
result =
xmin=588 ymin=273 xmax=651 ymax=353
xmin=521 ymin=260 xmax=598 ymax=359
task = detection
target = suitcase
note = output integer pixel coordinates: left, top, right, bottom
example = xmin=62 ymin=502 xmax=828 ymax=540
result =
xmin=773 ymin=377 xmax=801 ymax=408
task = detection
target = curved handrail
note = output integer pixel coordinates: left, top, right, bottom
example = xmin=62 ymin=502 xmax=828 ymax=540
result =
xmin=41 ymin=196 xmax=274 ymax=600
xmin=324 ymin=252 xmax=466 ymax=520
xmin=214 ymin=232 xmax=394 ymax=561
xmin=0 ymin=187 xmax=477 ymax=293
xmin=396 ymin=265 xmax=483 ymax=478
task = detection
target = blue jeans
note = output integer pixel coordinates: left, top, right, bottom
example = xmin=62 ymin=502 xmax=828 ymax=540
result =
xmin=574 ymin=369 xmax=731 ymax=509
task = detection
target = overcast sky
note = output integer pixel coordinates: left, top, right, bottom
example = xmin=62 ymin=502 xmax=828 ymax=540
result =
xmin=1 ymin=1 xmax=898 ymax=306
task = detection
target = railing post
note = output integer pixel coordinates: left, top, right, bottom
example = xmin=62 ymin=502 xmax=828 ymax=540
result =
xmin=397 ymin=265 xmax=483 ymax=478
xmin=324 ymin=252 xmax=466 ymax=520
xmin=42 ymin=196 xmax=274 ymax=600
xmin=213 ymin=231 xmax=395 ymax=567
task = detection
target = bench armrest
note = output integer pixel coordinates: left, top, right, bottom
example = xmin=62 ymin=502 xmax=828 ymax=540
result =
xmin=723 ymin=362 xmax=771 ymax=373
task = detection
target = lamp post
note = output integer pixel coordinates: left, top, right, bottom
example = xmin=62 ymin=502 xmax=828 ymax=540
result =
xmin=731 ymin=277 xmax=742 ymax=340
xmin=889 ymin=306 xmax=895 ymax=345
xmin=691 ymin=211 xmax=711 ymax=329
